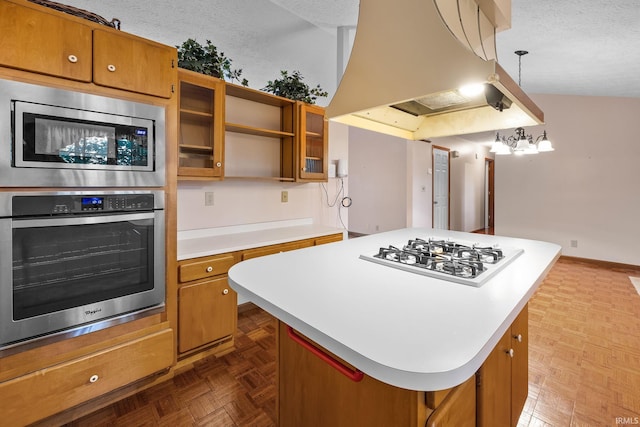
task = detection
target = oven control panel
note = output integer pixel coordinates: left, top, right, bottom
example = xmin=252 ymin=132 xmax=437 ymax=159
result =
xmin=12 ymin=193 xmax=158 ymax=217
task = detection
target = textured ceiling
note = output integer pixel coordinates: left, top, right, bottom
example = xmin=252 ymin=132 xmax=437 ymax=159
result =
xmin=59 ymin=0 xmax=640 ymax=99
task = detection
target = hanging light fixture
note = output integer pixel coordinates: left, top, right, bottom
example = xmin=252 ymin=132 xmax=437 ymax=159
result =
xmin=491 ymin=51 xmax=555 ymax=155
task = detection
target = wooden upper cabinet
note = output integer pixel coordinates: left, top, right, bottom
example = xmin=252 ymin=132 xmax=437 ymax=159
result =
xmin=298 ymin=102 xmax=328 ymax=182
xmin=0 ymin=1 xmax=92 ymax=81
xmin=177 ymin=69 xmax=225 ymax=178
xmin=93 ymin=29 xmax=176 ymax=98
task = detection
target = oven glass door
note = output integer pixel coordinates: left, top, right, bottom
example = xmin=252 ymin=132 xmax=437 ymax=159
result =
xmin=12 ymin=213 xmax=156 ymax=321
xmin=13 ymin=100 xmax=154 ymax=171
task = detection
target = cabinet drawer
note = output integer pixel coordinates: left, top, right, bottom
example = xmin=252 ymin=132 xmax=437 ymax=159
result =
xmin=0 ymin=328 xmax=173 ymax=426
xmin=242 ymin=239 xmax=313 ymax=260
xmin=179 ymin=253 xmax=236 ymax=283
xmin=314 ymin=233 xmax=343 ymax=245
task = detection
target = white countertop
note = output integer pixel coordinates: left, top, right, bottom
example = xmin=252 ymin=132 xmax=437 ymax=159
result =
xmin=177 ymin=218 xmax=346 ymax=260
xmin=228 ymin=228 xmax=561 ymax=391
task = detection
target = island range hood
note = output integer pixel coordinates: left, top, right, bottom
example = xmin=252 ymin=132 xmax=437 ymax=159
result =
xmin=326 ymin=0 xmax=544 ymax=140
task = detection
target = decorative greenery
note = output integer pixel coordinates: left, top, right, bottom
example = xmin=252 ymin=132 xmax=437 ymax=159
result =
xmin=262 ymin=70 xmax=328 ymax=104
xmin=176 ymin=38 xmax=248 ymax=86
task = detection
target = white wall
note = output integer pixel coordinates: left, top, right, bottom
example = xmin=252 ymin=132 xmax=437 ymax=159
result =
xmin=496 ymin=94 xmax=640 ymax=265
xmin=348 ymin=127 xmax=408 ymax=234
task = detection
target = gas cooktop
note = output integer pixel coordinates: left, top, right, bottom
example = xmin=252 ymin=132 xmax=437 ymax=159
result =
xmin=359 ymin=237 xmax=524 ymax=287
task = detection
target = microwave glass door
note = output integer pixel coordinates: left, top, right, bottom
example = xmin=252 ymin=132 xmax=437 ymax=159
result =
xmin=12 ymin=213 xmax=155 ymax=320
xmin=13 ymin=101 xmax=154 ymax=171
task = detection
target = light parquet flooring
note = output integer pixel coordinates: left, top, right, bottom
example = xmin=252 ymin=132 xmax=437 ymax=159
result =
xmin=62 ymin=258 xmax=640 ymax=427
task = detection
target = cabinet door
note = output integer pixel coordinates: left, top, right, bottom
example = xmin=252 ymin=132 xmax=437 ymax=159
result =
xmin=93 ymin=29 xmax=176 ymax=98
xmin=426 ymin=376 xmax=476 ymax=427
xmin=0 ymin=1 xmax=92 ymax=81
xmin=298 ymin=102 xmax=328 ymax=181
xmin=178 ymin=277 xmax=237 ymax=353
xmin=477 ymin=329 xmax=512 ymax=427
xmin=510 ymin=304 xmax=529 ymax=426
xmin=177 ymin=69 xmax=225 ymax=178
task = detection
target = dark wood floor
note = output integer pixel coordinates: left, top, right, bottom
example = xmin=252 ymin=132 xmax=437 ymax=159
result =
xmin=63 ymin=258 xmax=640 ymax=427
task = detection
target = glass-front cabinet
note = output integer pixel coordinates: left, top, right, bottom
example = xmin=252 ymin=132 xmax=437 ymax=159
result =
xmin=177 ymin=69 xmax=225 ymax=179
xmin=298 ymin=102 xmax=328 ymax=181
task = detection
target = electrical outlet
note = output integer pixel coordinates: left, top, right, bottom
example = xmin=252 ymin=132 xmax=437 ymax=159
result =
xmin=204 ymin=191 xmax=214 ymax=206
xmin=281 ymin=191 xmax=288 ymax=203
xmin=570 ymin=240 xmax=578 ymax=248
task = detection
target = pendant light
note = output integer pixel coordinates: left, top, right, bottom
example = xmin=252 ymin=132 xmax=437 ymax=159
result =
xmin=491 ymin=51 xmax=555 ymax=155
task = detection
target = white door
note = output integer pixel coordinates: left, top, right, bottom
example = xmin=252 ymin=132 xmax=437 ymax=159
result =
xmin=433 ymin=148 xmax=449 ymax=230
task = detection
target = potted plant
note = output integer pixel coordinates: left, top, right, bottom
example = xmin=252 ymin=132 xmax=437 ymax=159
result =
xmin=262 ymin=70 xmax=328 ymax=104
xmin=176 ymin=38 xmax=248 ymax=86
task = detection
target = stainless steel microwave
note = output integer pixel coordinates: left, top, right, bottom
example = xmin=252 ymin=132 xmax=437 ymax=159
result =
xmin=0 ymin=78 xmax=165 ymax=187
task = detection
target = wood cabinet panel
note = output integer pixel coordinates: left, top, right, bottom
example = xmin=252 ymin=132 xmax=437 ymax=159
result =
xmin=178 ymin=253 xmax=236 ymax=283
xmin=0 ymin=328 xmax=173 ymax=426
xmin=178 ymin=277 xmax=237 ymax=353
xmin=93 ymin=29 xmax=176 ymax=98
xmin=426 ymin=375 xmax=476 ymax=427
xmin=510 ymin=304 xmax=529 ymax=427
xmin=314 ymin=233 xmax=343 ymax=245
xmin=241 ymin=239 xmax=313 ymax=260
xmin=0 ymin=1 xmax=92 ymax=81
xmin=477 ymin=303 xmax=529 ymax=427
xmin=278 ymin=321 xmax=429 ymax=427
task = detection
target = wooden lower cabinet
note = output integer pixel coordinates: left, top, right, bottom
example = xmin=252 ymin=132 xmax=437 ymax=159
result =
xmin=278 ymin=321 xmax=475 ymax=427
xmin=0 ymin=328 xmax=173 ymax=426
xmin=477 ymin=304 xmax=528 ymax=427
xmin=178 ymin=277 xmax=237 ymax=353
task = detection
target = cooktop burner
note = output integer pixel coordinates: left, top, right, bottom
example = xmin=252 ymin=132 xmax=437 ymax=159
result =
xmin=359 ymin=237 xmax=524 ymax=286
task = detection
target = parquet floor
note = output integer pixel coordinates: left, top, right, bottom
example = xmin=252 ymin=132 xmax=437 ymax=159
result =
xmin=63 ymin=257 xmax=640 ymax=427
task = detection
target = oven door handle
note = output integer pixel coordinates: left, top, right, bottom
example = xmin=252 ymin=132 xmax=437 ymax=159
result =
xmin=11 ymin=212 xmax=156 ymax=228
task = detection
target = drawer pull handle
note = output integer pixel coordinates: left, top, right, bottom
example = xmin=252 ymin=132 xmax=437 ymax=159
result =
xmin=287 ymin=326 xmax=364 ymax=382
xmin=513 ymin=333 xmax=523 ymax=343
xmin=68 ymin=54 xmax=78 ymax=63
xmin=206 ymin=266 xmax=213 ymax=273
xmin=89 ymin=374 xmax=99 ymax=383
xmin=222 ymin=288 xmax=229 ymax=295
xmin=107 ymin=64 xmax=116 ymax=72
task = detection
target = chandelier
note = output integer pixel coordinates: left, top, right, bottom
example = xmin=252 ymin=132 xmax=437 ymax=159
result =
xmin=490 ymin=51 xmax=554 ymax=155
xmin=490 ymin=127 xmax=554 ymax=155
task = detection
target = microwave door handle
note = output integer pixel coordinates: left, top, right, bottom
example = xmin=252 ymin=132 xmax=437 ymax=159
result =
xmin=11 ymin=212 xmax=155 ymax=229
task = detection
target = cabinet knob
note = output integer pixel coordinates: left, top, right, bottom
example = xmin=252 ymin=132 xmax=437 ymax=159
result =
xmin=514 ymin=333 xmax=523 ymax=343
xmin=216 ymin=162 xmax=222 ymax=167
xmin=107 ymin=64 xmax=116 ymax=72
xmin=506 ymin=348 xmax=514 ymax=358
xmin=206 ymin=266 xmax=213 ymax=273
xmin=68 ymin=55 xmax=78 ymax=63
xmin=89 ymin=374 xmax=99 ymax=383
xmin=222 ymin=288 xmax=229 ymax=295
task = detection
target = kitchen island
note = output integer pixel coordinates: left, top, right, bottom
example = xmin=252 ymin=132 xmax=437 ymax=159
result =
xmin=228 ymin=228 xmax=561 ymax=426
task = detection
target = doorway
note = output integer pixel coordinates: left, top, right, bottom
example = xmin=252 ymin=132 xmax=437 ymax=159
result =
xmin=485 ymin=158 xmax=495 ymax=231
xmin=432 ymin=146 xmax=450 ymax=230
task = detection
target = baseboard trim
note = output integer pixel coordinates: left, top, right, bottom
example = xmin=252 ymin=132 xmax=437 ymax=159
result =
xmin=559 ymin=255 xmax=640 ymax=272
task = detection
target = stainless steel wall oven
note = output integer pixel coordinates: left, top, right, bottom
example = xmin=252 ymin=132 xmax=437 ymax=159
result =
xmin=0 ymin=191 xmax=165 ymax=348
xmin=0 ymin=78 xmax=165 ymax=187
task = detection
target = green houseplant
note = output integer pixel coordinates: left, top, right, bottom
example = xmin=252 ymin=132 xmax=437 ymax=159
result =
xmin=176 ymin=38 xmax=248 ymax=86
xmin=262 ymin=70 xmax=328 ymax=104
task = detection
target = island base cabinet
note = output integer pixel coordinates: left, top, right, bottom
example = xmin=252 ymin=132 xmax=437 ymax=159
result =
xmin=477 ymin=304 xmax=528 ymax=427
xmin=277 ymin=321 xmax=475 ymax=427
xmin=0 ymin=328 xmax=173 ymax=426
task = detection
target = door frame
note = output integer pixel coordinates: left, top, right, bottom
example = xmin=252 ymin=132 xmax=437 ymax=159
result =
xmin=485 ymin=158 xmax=495 ymax=229
xmin=431 ymin=145 xmax=450 ymax=230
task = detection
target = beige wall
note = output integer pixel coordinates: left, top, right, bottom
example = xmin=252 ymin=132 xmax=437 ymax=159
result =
xmin=496 ymin=94 xmax=640 ymax=265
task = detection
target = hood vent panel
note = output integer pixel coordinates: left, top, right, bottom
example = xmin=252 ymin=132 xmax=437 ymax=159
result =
xmin=327 ymin=0 xmax=543 ymax=140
